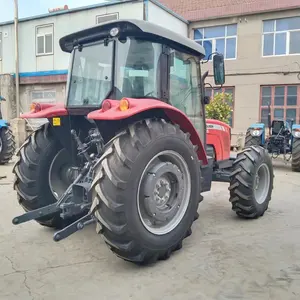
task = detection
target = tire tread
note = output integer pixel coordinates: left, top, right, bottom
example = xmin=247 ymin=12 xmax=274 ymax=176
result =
xmin=91 ymin=118 xmax=200 ymax=265
xmin=0 ymin=127 xmax=16 ymax=164
xmin=229 ymin=146 xmax=273 ymax=219
xmin=292 ymin=138 xmax=300 ymax=172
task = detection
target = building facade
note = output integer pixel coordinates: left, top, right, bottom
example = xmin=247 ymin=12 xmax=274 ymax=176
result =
xmin=160 ymin=0 xmax=300 ymax=146
xmin=1 ymin=0 xmax=300 ymax=147
xmin=0 ymin=0 xmax=187 ymax=126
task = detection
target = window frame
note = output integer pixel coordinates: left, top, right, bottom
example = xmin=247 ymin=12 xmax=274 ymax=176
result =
xmin=31 ymin=90 xmax=57 ymax=103
xmin=193 ymin=24 xmax=238 ymax=61
xmin=262 ymin=16 xmax=300 ymax=58
xmin=35 ymin=24 xmax=54 ymax=56
xmin=205 ymin=86 xmax=235 ymax=127
xmin=259 ymin=85 xmax=300 ymax=125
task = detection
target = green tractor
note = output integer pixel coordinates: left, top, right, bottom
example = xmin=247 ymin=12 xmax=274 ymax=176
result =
xmin=12 ymin=20 xmax=274 ymax=265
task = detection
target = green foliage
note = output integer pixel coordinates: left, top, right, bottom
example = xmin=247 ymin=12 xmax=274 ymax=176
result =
xmin=205 ymin=92 xmax=233 ymax=124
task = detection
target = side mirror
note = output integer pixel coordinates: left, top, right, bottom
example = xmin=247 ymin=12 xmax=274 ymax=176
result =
xmin=213 ymin=53 xmax=225 ymax=85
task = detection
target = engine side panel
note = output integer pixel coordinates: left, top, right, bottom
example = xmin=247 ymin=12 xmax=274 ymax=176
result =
xmin=206 ymin=119 xmax=231 ymax=161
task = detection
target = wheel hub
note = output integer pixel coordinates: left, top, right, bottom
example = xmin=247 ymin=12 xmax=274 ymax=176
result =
xmin=142 ymin=162 xmax=183 ymax=223
xmin=49 ymin=149 xmax=74 ymax=200
xmin=253 ymin=163 xmax=270 ymax=205
xmin=137 ymin=150 xmax=191 ymax=235
xmin=154 ymin=177 xmax=171 ymax=206
xmin=255 ymin=175 xmax=260 ymax=190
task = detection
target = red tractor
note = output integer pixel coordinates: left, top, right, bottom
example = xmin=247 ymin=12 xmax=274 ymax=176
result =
xmin=12 ymin=19 xmax=274 ymax=265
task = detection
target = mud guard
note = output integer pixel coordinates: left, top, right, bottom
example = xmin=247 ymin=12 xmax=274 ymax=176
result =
xmin=87 ymin=98 xmax=208 ymax=165
xmin=20 ymin=103 xmax=68 ymax=119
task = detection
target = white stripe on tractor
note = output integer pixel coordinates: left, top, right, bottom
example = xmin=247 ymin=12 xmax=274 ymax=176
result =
xmin=206 ymin=123 xmax=226 ymax=131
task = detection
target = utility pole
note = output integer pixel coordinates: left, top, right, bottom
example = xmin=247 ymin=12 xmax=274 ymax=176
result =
xmin=14 ymin=0 xmax=20 ymax=117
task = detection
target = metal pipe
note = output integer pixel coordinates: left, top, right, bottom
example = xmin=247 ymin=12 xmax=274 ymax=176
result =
xmin=143 ymin=0 xmax=148 ymax=21
xmin=14 ymin=0 xmax=20 ymax=117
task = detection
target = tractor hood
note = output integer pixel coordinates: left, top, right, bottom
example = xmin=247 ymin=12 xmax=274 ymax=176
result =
xmin=59 ymin=19 xmax=205 ymax=58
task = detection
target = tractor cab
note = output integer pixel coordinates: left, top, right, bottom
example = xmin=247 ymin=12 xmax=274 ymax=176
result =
xmin=61 ymin=20 xmax=225 ymax=120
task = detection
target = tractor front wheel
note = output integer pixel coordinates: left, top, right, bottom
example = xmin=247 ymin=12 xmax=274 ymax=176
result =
xmin=291 ymin=138 xmax=300 ymax=172
xmin=229 ymin=146 xmax=273 ymax=218
xmin=91 ymin=119 xmax=201 ymax=265
xmin=0 ymin=127 xmax=15 ymax=164
xmin=13 ymin=123 xmax=76 ymax=228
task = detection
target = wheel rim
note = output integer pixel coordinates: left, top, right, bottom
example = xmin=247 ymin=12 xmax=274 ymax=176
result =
xmin=48 ymin=149 xmax=74 ymax=200
xmin=137 ymin=150 xmax=191 ymax=235
xmin=253 ymin=163 xmax=270 ymax=204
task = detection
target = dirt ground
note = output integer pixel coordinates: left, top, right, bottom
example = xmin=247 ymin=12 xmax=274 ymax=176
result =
xmin=0 ymin=157 xmax=299 ymax=300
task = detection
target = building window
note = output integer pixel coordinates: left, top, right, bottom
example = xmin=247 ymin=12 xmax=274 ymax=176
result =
xmin=262 ymin=16 xmax=300 ymax=56
xmin=36 ymin=24 xmax=53 ymax=56
xmin=0 ymin=32 xmax=2 ymax=60
xmin=96 ymin=13 xmax=118 ymax=24
xmin=32 ymin=90 xmax=56 ymax=103
xmin=205 ymin=87 xmax=235 ymax=127
xmin=194 ymin=24 xmax=237 ymax=60
xmin=260 ymin=85 xmax=300 ymax=125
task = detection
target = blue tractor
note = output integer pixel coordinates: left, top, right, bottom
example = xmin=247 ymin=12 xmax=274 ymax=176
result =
xmin=0 ymin=96 xmax=16 ymax=164
xmin=244 ymin=105 xmax=300 ymax=171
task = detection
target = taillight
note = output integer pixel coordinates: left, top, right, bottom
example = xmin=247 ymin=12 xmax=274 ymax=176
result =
xmin=30 ymin=102 xmax=42 ymax=113
xmin=119 ymin=98 xmax=130 ymax=111
xmin=102 ymin=100 xmax=112 ymax=112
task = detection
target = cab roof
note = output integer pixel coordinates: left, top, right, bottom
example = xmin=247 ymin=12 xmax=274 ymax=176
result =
xmin=59 ymin=19 xmax=205 ymax=57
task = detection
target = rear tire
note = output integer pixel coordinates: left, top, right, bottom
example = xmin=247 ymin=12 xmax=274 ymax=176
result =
xmin=229 ymin=146 xmax=273 ymax=219
xmin=0 ymin=127 xmax=15 ymax=165
xmin=91 ymin=119 xmax=201 ymax=265
xmin=13 ymin=123 xmax=75 ymax=228
xmin=292 ymin=138 xmax=300 ymax=172
xmin=244 ymin=129 xmax=261 ymax=148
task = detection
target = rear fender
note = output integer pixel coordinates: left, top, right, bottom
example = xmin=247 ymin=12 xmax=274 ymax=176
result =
xmin=87 ymin=98 xmax=208 ymax=165
xmin=247 ymin=123 xmax=265 ymax=144
xmin=20 ymin=103 xmax=68 ymax=119
xmin=0 ymin=120 xmax=9 ymax=128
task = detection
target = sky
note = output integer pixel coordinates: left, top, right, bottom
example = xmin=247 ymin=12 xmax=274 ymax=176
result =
xmin=0 ymin=0 xmax=109 ymax=23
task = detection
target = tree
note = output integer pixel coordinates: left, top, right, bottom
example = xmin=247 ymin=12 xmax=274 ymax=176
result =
xmin=205 ymin=92 xmax=233 ymax=125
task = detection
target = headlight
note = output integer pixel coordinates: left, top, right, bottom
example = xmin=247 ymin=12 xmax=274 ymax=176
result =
xmin=251 ymin=129 xmax=262 ymax=136
xmin=292 ymin=130 xmax=300 ymax=138
xmin=110 ymin=27 xmax=119 ymax=37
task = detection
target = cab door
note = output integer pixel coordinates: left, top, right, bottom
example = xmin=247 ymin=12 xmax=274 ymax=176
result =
xmin=168 ymin=49 xmax=206 ymax=144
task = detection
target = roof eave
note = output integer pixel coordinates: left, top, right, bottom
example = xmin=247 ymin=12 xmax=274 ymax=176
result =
xmin=188 ymin=5 xmax=300 ymax=22
xmin=0 ymin=0 xmax=140 ymax=27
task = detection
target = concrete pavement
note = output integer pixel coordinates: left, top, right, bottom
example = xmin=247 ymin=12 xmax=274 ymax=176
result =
xmin=0 ymin=158 xmax=299 ymax=300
